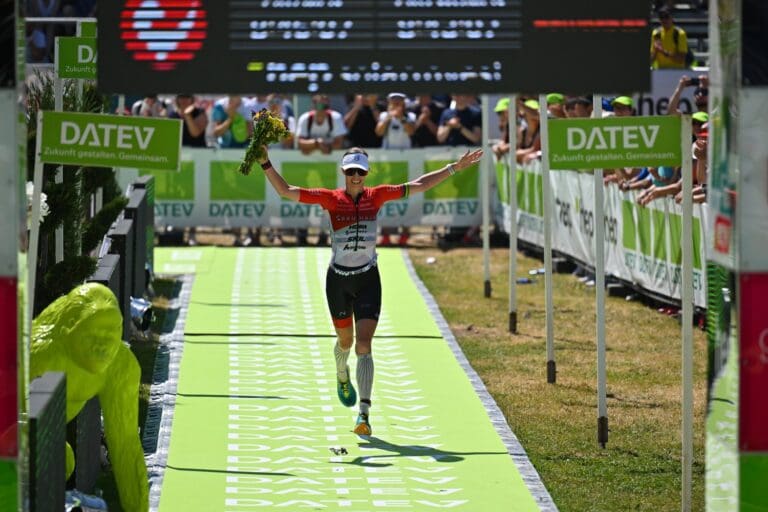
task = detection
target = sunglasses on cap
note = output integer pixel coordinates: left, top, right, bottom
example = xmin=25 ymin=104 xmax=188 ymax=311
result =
xmin=343 ymin=168 xmax=368 ymax=177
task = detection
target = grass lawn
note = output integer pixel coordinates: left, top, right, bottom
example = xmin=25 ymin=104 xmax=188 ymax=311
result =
xmin=409 ymin=246 xmax=706 ymax=512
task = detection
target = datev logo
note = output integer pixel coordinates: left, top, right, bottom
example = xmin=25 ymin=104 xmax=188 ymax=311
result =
xmin=548 ymin=116 xmax=682 ymax=171
xmin=119 ymin=0 xmax=208 ymax=71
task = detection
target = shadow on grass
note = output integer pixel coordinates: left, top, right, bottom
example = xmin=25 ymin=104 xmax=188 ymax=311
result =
xmin=336 ymin=436 xmax=506 ymax=468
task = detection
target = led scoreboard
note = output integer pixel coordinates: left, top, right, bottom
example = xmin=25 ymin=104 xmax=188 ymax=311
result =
xmin=97 ymin=0 xmax=650 ymax=94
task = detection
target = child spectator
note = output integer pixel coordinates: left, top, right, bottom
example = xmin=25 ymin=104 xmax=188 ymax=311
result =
xmin=546 ymin=93 xmax=566 ymax=118
xmin=516 ymin=99 xmax=541 ymax=164
xmin=491 ymin=97 xmax=512 ymax=159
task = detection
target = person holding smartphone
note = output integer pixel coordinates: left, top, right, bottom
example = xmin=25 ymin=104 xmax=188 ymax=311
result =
xmin=257 ymin=145 xmax=483 ymax=435
xmin=668 ymin=74 xmax=710 ymax=115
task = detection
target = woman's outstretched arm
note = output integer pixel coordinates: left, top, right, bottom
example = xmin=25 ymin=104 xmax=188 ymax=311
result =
xmin=407 ymin=148 xmax=483 ymax=195
xmin=259 ymin=146 xmax=301 ymax=201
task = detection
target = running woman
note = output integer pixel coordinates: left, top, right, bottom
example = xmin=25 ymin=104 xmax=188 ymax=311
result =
xmin=258 ymin=145 xmax=483 ymax=435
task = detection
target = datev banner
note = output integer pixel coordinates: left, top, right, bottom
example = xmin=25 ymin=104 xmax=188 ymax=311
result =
xmin=38 ymin=111 xmax=182 ymax=172
xmin=548 ymin=115 xmax=682 ymax=170
xmin=55 ymin=36 xmax=97 ymax=79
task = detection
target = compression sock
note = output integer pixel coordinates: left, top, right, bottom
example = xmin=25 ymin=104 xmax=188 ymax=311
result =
xmin=356 ymin=353 xmax=374 ymax=415
xmin=334 ymin=340 xmax=351 ymax=381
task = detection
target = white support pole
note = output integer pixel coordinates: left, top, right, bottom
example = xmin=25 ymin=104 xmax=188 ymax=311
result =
xmin=54 ymin=42 xmax=64 ymax=263
xmin=481 ymin=94 xmax=492 ymax=298
xmin=508 ymin=94 xmax=518 ymax=333
xmin=593 ymin=96 xmax=608 ymax=447
xmin=28 ymin=113 xmax=45 ymax=322
xmin=539 ymin=94 xmax=555 ymax=383
xmin=680 ymin=115 xmax=693 ymax=512
xmin=293 ymin=95 xmax=300 ymax=150
xmin=113 ymin=95 xmax=125 ymax=209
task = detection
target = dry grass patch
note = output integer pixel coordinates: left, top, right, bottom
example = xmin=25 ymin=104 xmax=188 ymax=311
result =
xmin=410 ymin=247 xmax=706 ymax=512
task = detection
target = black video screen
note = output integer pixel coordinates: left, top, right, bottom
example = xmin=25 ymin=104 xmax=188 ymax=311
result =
xmin=97 ymin=0 xmax=649 ymax=94
xmin=743 ymin=0 xmax=768 ymax=86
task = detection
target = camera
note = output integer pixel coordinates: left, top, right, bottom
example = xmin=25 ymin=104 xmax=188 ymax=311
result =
xmin=688 ymin=78 xmax=700 ymax=86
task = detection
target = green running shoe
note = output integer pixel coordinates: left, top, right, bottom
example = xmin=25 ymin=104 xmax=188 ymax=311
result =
xmin=336 ymin=367 xmax=357 ymax=407
xmin=353 ymin=412 xmax=371 ymax=436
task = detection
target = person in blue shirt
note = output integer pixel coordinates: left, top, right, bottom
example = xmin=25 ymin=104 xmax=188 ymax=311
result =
xmin=437 ymin=94 xmax=482 ymax=146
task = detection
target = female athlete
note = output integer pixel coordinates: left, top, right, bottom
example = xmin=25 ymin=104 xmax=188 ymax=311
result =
xmin=258 ymin=145 xmax=483 ymax=435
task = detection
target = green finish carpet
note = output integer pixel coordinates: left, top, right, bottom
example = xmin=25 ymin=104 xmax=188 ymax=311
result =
xmin=152 ymin=247 xmax=547 ymax=511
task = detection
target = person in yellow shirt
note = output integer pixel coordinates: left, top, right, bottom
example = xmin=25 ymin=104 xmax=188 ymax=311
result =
xmin=650 ymin=7 xmax=689 ymax=69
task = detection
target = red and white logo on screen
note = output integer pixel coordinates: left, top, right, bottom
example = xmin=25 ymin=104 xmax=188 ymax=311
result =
xmin=120 ymin=0 xmax=207 ymax=71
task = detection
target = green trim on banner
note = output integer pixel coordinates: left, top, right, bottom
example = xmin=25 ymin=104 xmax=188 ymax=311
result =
xmin=668 ymin=214 xmax=703 ymax=270
xmin=517 ymin=169 xmax=543 ymax=216
xmin=495 ymin=162 xmax=508 ymax=203
xmin=653 ymin=210 xmax=667 ymax=260
xmin=528 ymin=171 xmax=543 ymax=216
xmin=0 ymin=460 xmax=17 ymax=512
xmin=548 ymin=115 xmax=683 ymax=170
xmin=424 ymin=160 xmax=478 ymax=199
xmin=622 ymin=200 xmax=703 ymax=270
xmin=622 ymin=201 xmax=636 ymax=250
xmin=39 ymin=111 xmax=182 ymax=171
xmin=281 ymin=161 xmax=337 ymax=195
xmin=516 ymin=169 xmax=526 ymax=211
xmin=367 ymin=160 xmax=409 ymax=186
xmin=141 ymin=161 xmax=194 ymax=200
xmin=209 ymin=161 xmax=266 ymax=201
xmin=56 ymin=37 xmax=96 ymax=79
xmin=78 ymin=21 xmax=97 ymax=37
xmin=740 ymin=454 xmax=768 ymax=510
xmin=637 ymin=207 xmax=652 ymax=257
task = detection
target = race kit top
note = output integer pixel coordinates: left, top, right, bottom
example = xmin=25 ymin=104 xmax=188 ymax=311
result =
xmin=299 ymin=185 xmax=408 ymax=274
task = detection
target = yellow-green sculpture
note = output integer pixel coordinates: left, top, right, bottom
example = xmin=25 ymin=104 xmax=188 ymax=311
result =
xmin=30 ymin=283 xmax=148 ymax=512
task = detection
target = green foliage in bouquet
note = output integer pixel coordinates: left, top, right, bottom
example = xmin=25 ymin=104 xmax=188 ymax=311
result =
xmin=238 ymin=108 xmax=290 ymax=175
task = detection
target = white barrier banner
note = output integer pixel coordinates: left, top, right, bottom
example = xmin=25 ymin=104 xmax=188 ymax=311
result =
xmin=117 ymin=147 xmax=482 ymax=229
xmin=495 ymin=161 xmax=708 ymax=307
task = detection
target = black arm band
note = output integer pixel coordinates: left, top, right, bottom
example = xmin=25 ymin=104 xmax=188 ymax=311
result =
xmin=261 ymin=160 xmax=273 ymax=170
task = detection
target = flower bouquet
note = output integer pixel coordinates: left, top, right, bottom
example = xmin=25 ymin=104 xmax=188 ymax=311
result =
xmin=237 ymin=108 xmax=290 ymax=175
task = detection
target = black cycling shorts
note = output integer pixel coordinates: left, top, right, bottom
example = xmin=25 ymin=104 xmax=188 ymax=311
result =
xmin=325 ymin=265 xmax=382 ymax=328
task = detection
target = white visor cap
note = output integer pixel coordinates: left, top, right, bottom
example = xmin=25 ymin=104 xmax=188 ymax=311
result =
xmin=341 ymin=152 xmax=370 ymax=171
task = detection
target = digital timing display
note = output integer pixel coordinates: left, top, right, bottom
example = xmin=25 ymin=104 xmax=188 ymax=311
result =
xmin=98 ymin=0 xmax=650 ymax=94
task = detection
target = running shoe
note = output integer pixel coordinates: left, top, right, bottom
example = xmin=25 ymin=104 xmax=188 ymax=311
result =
xmin=337 ymin=367 xmax=357 ymax=407
xmin=353 ymin=413 xmax=372 ymax=436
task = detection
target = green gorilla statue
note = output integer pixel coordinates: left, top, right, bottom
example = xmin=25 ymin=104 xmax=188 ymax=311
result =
xmin=30 ymin=283 xmax=148 ymax=512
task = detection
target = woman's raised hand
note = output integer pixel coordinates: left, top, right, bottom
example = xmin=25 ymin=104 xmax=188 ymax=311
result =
xmin=259 ymin=145 xmax=270 ymax=164
xmin=454 ymin=148 xmax=484 ymax=171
